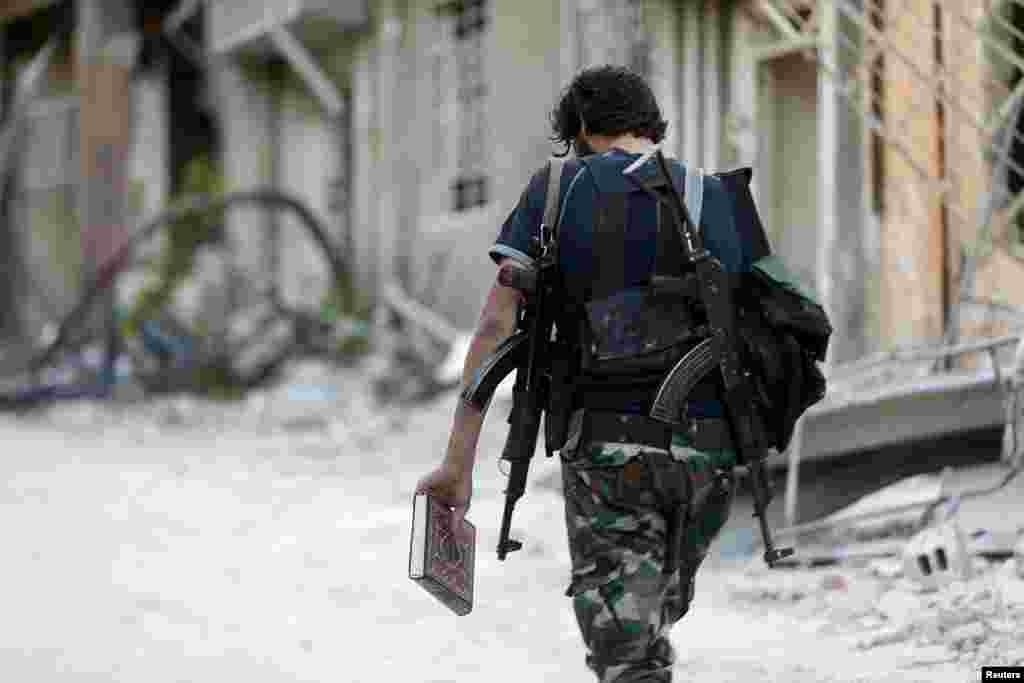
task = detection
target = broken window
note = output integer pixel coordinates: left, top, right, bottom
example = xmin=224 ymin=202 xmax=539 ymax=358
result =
xmin=436 ymin=0 xmax=489 ymax=212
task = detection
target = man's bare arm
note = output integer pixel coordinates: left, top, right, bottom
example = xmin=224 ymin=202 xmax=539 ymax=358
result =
xmin=442 ymin=259 xmax=524 ymax=477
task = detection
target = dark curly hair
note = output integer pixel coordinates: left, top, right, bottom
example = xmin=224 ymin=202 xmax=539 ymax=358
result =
xmin=549 ymin=65 xmax=668 ymax=157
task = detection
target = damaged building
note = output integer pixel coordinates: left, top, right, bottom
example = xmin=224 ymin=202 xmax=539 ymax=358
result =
xmin=3 ymin=1 xmax=1024 ymax=469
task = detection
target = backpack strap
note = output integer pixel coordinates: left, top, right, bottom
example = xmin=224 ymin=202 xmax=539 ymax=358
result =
xmin=685 ymin=165 xmax=705 ymax=228
xmin=592 ymin=189 xmax=629 ymax=301
xmin=654 ymin=162 xmax=704 ymax=278
xmin=543 ymin=157 xmax=566 ymax=237
xmin=575 ymin=156 xmax=627 ymax=301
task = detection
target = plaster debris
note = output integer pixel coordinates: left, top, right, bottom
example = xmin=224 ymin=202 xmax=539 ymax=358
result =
xmin=945 ymin=621 xmax=985 ymax=647
xmin=729 ymin=542 xmax=1024 ymax=668
xmin=867 ymin=557 xmax=904 ymax=579
xmin=855 ymin=625 xmax=912 ymax=650
xmin=876 ymin=588 xmax=920 ymax=626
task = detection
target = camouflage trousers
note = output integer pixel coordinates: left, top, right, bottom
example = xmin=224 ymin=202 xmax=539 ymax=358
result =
xmin=560 ymin=416 xmax=738 ymax=683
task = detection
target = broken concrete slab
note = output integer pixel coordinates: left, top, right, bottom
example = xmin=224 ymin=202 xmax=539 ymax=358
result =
xmin=1017 ymin=537 xmax=1024 ymax=578
xmin=902 ymin=519 xmax=973 ymax=589
xmin=820 ymin=473 xmax=943 ymax=530
xmin=855 ymin=624 xmax=912 ymax=650
xmin=905 ymin=644 xmax=957 ymax=666
xmin=993 ymin=563 xmax=1024 ymax=606
xmin=868 ymin=557 xmax=904 ymax=579
xmin=968 ymin=528 xmax=1022 ymax=560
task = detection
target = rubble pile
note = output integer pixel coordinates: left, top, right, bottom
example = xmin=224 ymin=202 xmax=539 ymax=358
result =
xmin=20 ymin=356 xmax=414 ymax=444
xmin=727 ymin=552 xmax=1024 ymax=669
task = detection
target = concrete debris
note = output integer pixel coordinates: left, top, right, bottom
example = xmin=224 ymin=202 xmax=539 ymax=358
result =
xmin=821 ymin=579 xmax=882 ymax=622
xmin=17 ymin=355 xmax=412 ymax=445
xmin=855 ymin=625 xmax=912 ymax=650
xmin=905 ymin=644 xmax=958 ymax=666
xmin=901 ymin=519 xmax=972 ymax=590
xmin=233 ymin=317 xmax=294 ymax=381
xmin=820 ymin=573 xmax=847 ymax=591
xmin=970 ymin=529 xmax=1021 ymax=560
xmin=867 ymin=558 xmax=903 ymax=579
xmin=945 ymin=621 xmax=985 ymax=647
xmin=989 ymin=618 xmax=1018 ymax=634
xmin=994 ymin=561 xmax=1024 ymax=606
xmin=732 ymin=553 xmax=1024 ymax=661
xmin=855 ymin=614 xmax=886 ymax=631
xmin=819 ymin=473 xmax=943 ymax=540
xmin=876 ymin=588 xmax=920 ymax=626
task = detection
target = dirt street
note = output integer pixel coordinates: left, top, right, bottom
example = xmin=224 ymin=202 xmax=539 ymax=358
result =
xmin=0 ymin=388 xmax=1001 ymax=682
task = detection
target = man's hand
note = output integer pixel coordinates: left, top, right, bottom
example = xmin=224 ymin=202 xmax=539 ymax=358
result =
xmin=415 ymin=257 xmax=521 ymax=524
xmin=415 ymin=461 xmax=472 ymax=524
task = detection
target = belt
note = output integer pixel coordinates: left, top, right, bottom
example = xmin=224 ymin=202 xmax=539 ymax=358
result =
xmin=575 ymin=378 xmax=721 ymax=413
xmin=580 ymin=410 xmax=734 ymax=452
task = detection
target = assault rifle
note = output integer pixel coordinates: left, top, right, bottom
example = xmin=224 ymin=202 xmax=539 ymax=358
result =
xmin=459 ymin=214 xmax=561 ymax=561
xmin=623 ymin=149 xmax=794 ymax=568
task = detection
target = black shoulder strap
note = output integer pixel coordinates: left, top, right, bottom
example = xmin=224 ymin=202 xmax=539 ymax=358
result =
xmin=654 ymin=175 xmax=684 ymax=278
xmin=543 ymin=157 xmax=565 ymax=237
xmin=592 ymin=189 xmax=629 ymax=301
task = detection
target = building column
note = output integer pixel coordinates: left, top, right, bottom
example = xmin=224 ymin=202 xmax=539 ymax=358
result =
xmin=818 ymin=0 xmax=866 ymax=363
xmin=76 ymin=0 xmax=137 ymax=284
xmin=76 ymin=0 xmax=137 ymax=384
xmin=880 ymin=0 xmax=944 ymax=348
xmin=944 ymin=2 xmax=997 ymax=342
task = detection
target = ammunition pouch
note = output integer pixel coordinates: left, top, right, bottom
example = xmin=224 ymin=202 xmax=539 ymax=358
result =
xmin=579 ymin=285 xmax=707 ymax=378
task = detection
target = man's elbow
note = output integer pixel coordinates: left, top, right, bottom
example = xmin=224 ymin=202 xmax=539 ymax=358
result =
xmin=474 ymin=276 xmax=521 ymax=342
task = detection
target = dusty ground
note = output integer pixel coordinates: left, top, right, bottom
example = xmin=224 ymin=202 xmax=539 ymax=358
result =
xmin=0 ymin=376 xmax=1014 ymax=682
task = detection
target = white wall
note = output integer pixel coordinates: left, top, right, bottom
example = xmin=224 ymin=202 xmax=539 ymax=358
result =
xmin=210 ymin=58 xmax=275 ymax=307
xmin=276 ymin=89 xmax=340 ymax=314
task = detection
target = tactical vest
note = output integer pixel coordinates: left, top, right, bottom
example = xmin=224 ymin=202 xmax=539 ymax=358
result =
xmin=557 ymin=156 xmax=712 ymax=412
xmin=551 ymin=156 xmax=831 ymax=451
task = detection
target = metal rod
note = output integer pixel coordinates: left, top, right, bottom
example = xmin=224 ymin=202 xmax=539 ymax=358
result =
xmin=759 ymin=0 xmax=802 ymax=39
xmin=268 ymin=26 xmax=345 ymax=119
xmin=828 ymin=331 xmax=1024 ymax=379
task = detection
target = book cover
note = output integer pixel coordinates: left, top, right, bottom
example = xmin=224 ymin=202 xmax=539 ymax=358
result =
xmin=408 ymin=493 xmax=476 ymax=616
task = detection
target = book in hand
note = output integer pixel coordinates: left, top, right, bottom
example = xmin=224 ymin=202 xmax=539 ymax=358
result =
xmin=408 ymin=493 xmax=476 ymax=616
